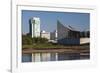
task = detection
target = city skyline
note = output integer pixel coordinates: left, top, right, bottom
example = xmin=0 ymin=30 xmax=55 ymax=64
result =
xmin=22 ymin=10 xmax=90 ymax=34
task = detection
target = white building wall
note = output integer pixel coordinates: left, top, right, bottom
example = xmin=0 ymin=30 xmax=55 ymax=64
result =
xmin=41 ymin=32 xmax=50 ymax=40
xmin=30 ymin=17 xmax=40 ymax=38
xmin=80 ymin=38 xmax=90 ymax=44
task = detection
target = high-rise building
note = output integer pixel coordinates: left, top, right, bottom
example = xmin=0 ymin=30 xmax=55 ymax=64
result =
xmin=29 ymin=17 xmax=40 ymax=38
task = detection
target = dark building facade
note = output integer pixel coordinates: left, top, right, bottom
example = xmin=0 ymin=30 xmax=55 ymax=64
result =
xmin=57 ymin=20 xmax=89 ymax=45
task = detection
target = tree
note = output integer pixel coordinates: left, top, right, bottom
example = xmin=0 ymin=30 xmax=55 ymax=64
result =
xmin=32 ymin=37 xmax=48 ymax=44
xmin=22 ymin=35 xmax=33 ymax=45
xmin=22 ymin=34 xmax=48 ymax=45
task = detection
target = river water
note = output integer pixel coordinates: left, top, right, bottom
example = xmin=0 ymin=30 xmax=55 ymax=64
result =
xmin=22 ymin=52 xmax=90 ymax=62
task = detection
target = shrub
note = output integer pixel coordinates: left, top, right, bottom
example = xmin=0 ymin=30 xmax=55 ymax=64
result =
xmin=32 ymin=37 xmax=48 ymax=44
xmin=22 ymin=35 xmax=33 ymax=45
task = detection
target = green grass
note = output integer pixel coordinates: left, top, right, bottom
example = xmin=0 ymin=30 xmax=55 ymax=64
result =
xmin=22 ymin=43 xmax=66 ymax=49
xmin=22 ymin=43 xmax=89 ymax=49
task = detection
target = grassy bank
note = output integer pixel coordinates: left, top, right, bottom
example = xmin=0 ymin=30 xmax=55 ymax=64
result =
xmin=22 ymin=43 xmax=89 ymax=49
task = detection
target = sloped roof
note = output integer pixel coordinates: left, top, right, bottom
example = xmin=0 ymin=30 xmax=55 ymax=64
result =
xmin=57 ymin=20 xmax=80 ymax=32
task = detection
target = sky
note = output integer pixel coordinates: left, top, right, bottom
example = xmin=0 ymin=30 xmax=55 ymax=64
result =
xmin=22 ymin=10 xmax=90 ymax=34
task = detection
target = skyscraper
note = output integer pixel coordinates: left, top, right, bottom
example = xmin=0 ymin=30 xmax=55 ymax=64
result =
xmin=29 ymin=17 xmax=40 ymax=38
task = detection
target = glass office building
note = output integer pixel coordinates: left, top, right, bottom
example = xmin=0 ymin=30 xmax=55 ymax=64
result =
xmin=29 ymin=17 xmax=40 ymax=37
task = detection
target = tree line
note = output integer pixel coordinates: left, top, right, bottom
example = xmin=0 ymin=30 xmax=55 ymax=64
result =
xmin=22 ymin=34 xmax=48 ymax=45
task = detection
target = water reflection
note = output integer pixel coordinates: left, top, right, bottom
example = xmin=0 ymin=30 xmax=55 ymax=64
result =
xmin=22 ymin=52 xmax=90 ymax=62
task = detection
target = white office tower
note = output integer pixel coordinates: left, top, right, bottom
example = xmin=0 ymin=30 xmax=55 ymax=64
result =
xmin=29 ymin=17 xmax=40 ymax=38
